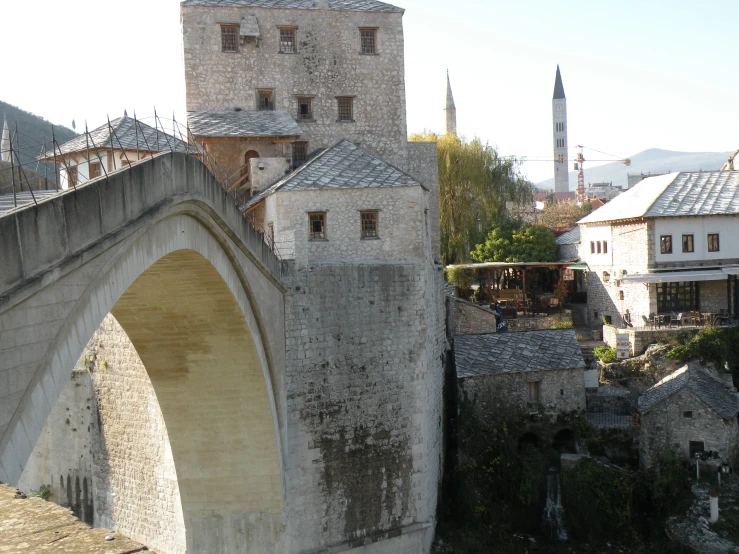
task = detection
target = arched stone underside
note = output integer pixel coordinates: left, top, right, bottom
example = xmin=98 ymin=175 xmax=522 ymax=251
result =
xmin=1 ymin=212 xmax=286 ymax=552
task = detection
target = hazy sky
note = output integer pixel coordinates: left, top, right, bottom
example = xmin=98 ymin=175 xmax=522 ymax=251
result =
xmin=4 ymin=0 xmax=739 ymax=183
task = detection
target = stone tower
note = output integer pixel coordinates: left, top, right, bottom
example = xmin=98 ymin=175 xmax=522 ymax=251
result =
xmin=445 ymin=70 xmax=457 ymax=135
xmin=552 ymin=65 xmax=570 ymax=193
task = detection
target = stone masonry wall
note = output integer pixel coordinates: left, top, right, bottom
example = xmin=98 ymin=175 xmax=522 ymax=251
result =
xmin=700 ymin=279 xmax=729 ymax=313
xmin=450 ymin=298 xmax=497 ymax=336
xmin=18 ymin=370 xmax=95 ymax=525
xmin=86 ymin=315 xmax=186 ymax=554
xmin=282 ymin=260 xmax=445 ymax=553
xmin=264 ymin=185 xmax=427 ymax=263
xmin=458 ymin=367 xmax=586 ymax=422
xmin=182 ymin=4 xmax=408 ymax=169
xmin=640 ymin=387 xmax=739 ymax=469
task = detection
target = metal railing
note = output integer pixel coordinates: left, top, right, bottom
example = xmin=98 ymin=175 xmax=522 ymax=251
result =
xmin=0 ymin=112 xmax=283 ymax=260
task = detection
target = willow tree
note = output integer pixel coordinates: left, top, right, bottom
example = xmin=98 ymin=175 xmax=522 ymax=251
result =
xmin=409 ymin=132 xmax=532 ymax=264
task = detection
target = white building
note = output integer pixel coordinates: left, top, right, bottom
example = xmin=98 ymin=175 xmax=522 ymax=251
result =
xmin=39 ymin=115 xmax=187 ymax=190
xmin=578 ymin=171 xmax=739 ymax=327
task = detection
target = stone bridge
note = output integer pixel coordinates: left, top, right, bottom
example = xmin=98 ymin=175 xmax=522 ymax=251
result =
xmin=0 ymin=153 xmax=443 ymax=553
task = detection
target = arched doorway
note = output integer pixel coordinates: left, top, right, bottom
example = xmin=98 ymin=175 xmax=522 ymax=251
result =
xmin=552 ymin=429 xmax=575 ymax=453
xmin=242 ymin=150 xmax=260 ymax=184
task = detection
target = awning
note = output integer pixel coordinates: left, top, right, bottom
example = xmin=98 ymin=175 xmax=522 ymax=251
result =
xmin=567 ymin=262 xmax=588 ymax=271
xmin=622 ymin=269 xmax=727 ymax=284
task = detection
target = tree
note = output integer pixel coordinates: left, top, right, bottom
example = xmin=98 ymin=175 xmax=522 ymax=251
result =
xmin=470 ymin=220 xmax=558 ymax=263
xmin=538 ymin=200 xmax=591 ymax=230
xmin=409 ymin=131 xmax=533 ymax=265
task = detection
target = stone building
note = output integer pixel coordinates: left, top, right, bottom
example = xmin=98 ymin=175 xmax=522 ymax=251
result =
xmin=38 ymin=114 xmax=187 ymax=190
xmin=578 ymin=171 xmax=739 ymax=327
xmin=552 ymin=65 xmax=569 ymax=194
xmin=18 ymin=2 xmax=446 ymax=554
xmin=638 ymin=362 xmax=739 ymax=469
xmin=455 ymin=330 xmax=586 ymax=420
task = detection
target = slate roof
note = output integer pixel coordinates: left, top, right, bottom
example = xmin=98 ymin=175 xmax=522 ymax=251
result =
xmin=638 ymin=362 xmax=739 ymax=420
xmin=555 ymin=226 xmax=580 ymax=245
xmin=454 ymin=330 xmax=585 ymax=379
xmin=181 ymin=0 xmax=404 ymax=12
xmin=244 ymin=139 xmax=420 ymax=209
xmin=580 ymin=171 xmax=739 ymax=224
xmin=188 ymin=110 xmax=302 ymax=138
xmin=40 ymin=115 xmax=188 ymax=158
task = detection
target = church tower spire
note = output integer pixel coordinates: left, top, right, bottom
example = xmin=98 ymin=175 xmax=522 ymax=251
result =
xmin=552 ymin=65 xmax=570 ymax=193
xmin=1 ymin=116 xmax=11 ymax=163
xmin=445 ymin=70 xmax=457 ymax=135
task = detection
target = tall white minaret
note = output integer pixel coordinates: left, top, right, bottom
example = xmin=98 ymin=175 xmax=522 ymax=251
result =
xmin=552 ymin=65 xmax=570 ymax=193
xmin=445 ymin=70 xmax=457 ymax=135
xmin=1 ymin=116 xmax=10 ymax=163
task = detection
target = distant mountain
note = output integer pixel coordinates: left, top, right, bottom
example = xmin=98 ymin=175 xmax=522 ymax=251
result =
xmin=535 ymin=148 xmax=733 ymax=190
xmin=1 ymin=101 xmax=77 ymax=186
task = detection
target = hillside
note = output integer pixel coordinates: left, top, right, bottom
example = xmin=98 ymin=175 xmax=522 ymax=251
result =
xmin=535 ymin=148 xmax=733 ymax=190
xmin=1 ymin=101 xmax=77 ymax=188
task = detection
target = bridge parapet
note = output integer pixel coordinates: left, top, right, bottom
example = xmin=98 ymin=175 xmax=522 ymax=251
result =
xmin=0 ymin=151 xmax=284 ymax=307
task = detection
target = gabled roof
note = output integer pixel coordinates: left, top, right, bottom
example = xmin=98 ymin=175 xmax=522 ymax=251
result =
xmin=579 ymin=171 xmax=739 ymax=224
xmin=181 ymin=0 xmax=404 ymax=12
xmin=454 ymin=330 xmax=585 ymax=379
xmin=553 ymin=65 xmax=566 ymax=100
xmin=40 ymin=115 xmax=188 ymax=158
xmin=555 ymin=226 xmax=580 ymax=246
xmin=244 ymin=139 xmax=421 ymax=209
xmin=188 ymin=110 xmax=301 ymax=138
xmin=638 ymin=362 xmax=739 ymax=419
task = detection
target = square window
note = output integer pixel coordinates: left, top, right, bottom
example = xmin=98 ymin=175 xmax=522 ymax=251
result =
xmin=309 ymin=212 xmax=326 ymax=240
xmin=89 ymin=161 xmax=102 ymax=179
xmin=279 ymin=27 xmax=296 ymax=53
xmin=684 ymin=411 xmax=693 ymax=418
xmin=660 ymin=235 xmax=672 ymax=254
xmin=337 ymin=97 xmax=353 ymax=121
xmin=360 ymin=28 xmax=376 ymax=54
xmin=221 ymin=25 xmax=238 ymax=53
xmin=257 ymin=89 xmax=274 ymax=111
xmin=708 ymin=233 xmax=720 ymax=252
xmin=682 ymin=234 xmax=694 ymax=253
xmin=527 ymin=381 xmax=541 ymax=403
xmin=297 ymin=97 xmax=313 ymax=120
xmin=361 ymin=211 xmax=378 ymax=238
xmin=292 ymin=141 xmax=307 ymax=168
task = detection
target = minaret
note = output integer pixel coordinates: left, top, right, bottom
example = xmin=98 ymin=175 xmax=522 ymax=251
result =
xmin=1 ymin=116 xmax=10 ymax=163
xmin=445 ymin=70 xmax=457 ymax=135
xmin=552 ymin=65 xmax=570 ymax=193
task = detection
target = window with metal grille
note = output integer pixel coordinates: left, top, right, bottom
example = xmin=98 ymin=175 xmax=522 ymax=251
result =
xmin=657 ymin=281 xmax=699 ymax=313
xmin=337 ymin=97 xmax=353 ymax=121
xmin=279 ymin=28 xmax=296 ymax=53
xmin=309 ymin=212 xmax=326 ymax=240
xmin=360 ymin=28 xmax=376 ymax=54
xmin=360 ymin=211 xmax=378 ymax=238
xmin=297 ymin=97 xmax=313 ymax=120
xmin=67 ymin=166 xmax=78 ymax=188
xmin=221 ymin=25 xmax=238 ymax=52
xmin=708 ymin=233 xmax=720 ymax=252
xmin=257 ymin=89 xmax=274 ymax=111
xmin=89 ymin=162 xmax=102 ymax=179
xmin=292 ymin=141 xmax=307 ymax=167
xmin=660 ymin=235 xmax=672 ymax=254
xmin=682 ymin=234 xmax=694 ymax=253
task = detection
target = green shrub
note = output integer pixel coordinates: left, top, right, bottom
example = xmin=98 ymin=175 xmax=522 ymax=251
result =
xmin=593 ymin=346 xmax=617 ymax=363
xmin=650 ymin=450 xmax=690 ymax=517
xmin=27 ymin=485 xmax=51 ymax=501
xmin=553 ymin=320 xmax=573 ymax=329
xmin=447 ymin=266 xmax=475 ymax=291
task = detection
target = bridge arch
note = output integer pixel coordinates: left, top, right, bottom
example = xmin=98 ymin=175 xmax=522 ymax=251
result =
xmin=0 ymin=154 xmax=287 ymax=551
